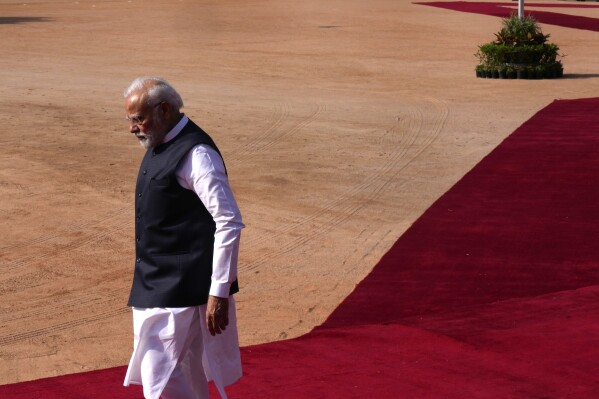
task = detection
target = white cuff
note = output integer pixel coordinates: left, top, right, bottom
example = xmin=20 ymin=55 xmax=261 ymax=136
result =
xmin=209 ymin=281 xmax=232 ymax=298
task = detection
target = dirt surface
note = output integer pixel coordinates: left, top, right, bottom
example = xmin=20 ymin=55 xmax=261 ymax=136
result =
xmin=0 ymin=0 xmax=597 ymax=384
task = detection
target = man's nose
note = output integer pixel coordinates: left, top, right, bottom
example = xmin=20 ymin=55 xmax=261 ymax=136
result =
xmin=130 ymin=123 xmax=140 ymax=134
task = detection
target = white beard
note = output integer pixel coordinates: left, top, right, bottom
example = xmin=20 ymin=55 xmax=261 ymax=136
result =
xmin=136 ymin=113 xmax=168 ymax=150
xmin=136 ymin=133 xmax=156 ymax=150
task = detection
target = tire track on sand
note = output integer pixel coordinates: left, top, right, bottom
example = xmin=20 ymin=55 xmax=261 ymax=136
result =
xmin=231 ymin=102 xmax=324 ymax=164
xmin=0 ymin=207 xmax=131 ymax=274
xmin=0 ymin=307 xmax=129 ymax=347
xmin=240 ymin=96 xmax=449 ymax=272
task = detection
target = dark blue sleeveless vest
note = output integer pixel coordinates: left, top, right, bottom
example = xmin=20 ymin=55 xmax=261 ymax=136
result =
xmin=128 ymin=120 xmax=239 ymax=308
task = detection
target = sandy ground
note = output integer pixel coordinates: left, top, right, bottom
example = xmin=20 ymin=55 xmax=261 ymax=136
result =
xmin=0 ymin=0 xmax=598 ymax=384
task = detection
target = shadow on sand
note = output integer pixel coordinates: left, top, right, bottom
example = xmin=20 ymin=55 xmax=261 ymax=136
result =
xmin=564 ymin=73 xmax=599 ymax=79
xmin=0 ymin=17 xmax=51 ymax=25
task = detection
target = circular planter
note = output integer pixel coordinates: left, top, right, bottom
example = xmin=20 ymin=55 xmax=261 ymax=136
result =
xmin=544 ymin=69 xmax=556 ymax=79
xmin=474 ymin=64 xmax=563 ymax=79
xmin=537 ymin=70 xmax=545 ymax=79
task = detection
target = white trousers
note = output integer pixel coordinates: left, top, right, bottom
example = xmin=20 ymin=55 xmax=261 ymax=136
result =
xmin=123 ymin=297 xmax=242 ymax=399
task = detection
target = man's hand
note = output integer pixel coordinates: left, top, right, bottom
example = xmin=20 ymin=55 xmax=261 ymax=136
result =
xmin=206 ymin=295 xmax=229 ymax=336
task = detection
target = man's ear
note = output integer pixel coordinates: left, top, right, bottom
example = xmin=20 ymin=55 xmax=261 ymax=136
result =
xmin=158 ymin=101 xmax=170 ymax=117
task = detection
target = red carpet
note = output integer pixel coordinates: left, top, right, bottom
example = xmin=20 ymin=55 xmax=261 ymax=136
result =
xmin=2 ymin=97 xmax=599 ymax=397
xmin=416 ymin=2 xmax=599 ymax=32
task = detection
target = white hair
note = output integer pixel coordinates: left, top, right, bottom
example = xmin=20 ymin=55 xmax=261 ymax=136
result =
xmin=123 ymin=76 xmax=184 ymax=110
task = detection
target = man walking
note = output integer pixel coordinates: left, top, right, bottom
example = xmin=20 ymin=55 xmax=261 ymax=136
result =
xmin=122 ymin=77 xmax=244 ymax=399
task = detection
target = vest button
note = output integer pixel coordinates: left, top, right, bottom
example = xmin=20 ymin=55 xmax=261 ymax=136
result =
xmin=136 ymin=236 xmax=140 ymax=242
xmin=138 ymin=192 xmax=142 ymax=197
xmin=143 ymin=170 xmax=147 ymax=175
xmin=136 ymin=257 xmax=141 ymax=263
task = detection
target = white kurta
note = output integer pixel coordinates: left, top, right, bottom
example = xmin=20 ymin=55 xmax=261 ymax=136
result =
xmin=124 ymin=115 xmax=244 ymax=399
xmin=123 ymin=299 xmax=242 ymax=399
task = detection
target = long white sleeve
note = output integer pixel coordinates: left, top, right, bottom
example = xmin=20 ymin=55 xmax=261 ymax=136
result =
xmin=175 ymin=144 xmax=244 ymax=298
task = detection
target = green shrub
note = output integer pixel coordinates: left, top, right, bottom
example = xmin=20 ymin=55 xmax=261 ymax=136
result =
xmin=474 ymin=13 xmax=564 ymax=78
xmin=494 ymin=14 xmax=549 ymax=45
xmin=476 ymin=43 xmax=560 ymax=68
